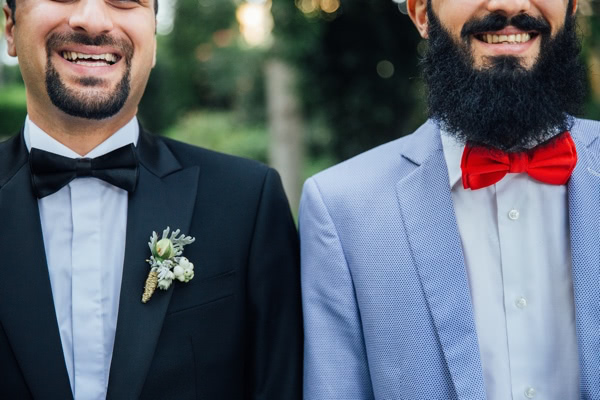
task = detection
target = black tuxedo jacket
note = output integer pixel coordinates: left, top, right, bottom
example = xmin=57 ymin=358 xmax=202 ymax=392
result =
xmin=0 ymin=127 xmax=302 ymax=399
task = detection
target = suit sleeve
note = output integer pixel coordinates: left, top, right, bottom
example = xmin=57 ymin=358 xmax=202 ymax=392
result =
xmin=246 ymin=168 xmax=303 ymax=400
xmin=299 ymin=177 xmax=374 ymax=400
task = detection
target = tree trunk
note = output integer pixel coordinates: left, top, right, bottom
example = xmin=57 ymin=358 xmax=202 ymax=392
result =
xmin=264 ymin=58 xmax=305 ymax=212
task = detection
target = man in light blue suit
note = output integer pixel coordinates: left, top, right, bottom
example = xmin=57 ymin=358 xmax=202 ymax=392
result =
xmin=300 ymin=0 xmax=599 ymax=399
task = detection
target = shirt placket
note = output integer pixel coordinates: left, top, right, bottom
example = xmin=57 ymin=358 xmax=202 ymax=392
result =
xmin=496 ymin=176 xmax=537 ymax=400
xmin=70 ymin=179 xmax=105 ymax=400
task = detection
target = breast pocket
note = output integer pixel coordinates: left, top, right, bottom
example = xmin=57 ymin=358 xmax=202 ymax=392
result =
xmin=166 ymin=269 xmax=237 ymax=315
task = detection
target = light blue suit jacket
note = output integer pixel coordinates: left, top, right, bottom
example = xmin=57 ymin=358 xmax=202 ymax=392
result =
xmin=299 ymin=119 xmax=600 ymax=400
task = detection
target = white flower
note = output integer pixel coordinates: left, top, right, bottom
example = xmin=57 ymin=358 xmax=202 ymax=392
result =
xmin=154 ymin=238 xmax=175 ymax=260
xmin=179 ymin=257 xmax=190 ymax=269
xmin=158 ymin=278 xmax=172 ymax=290
xmin=143 ymin=227 xmax=197 ymax=303
xmin=183 ymin=269 xmax=194 ymax=282
xmin=157 ymin=265 xmax=172 ymax=281
xmin=173 ymin=265 xmax=185 ymax=282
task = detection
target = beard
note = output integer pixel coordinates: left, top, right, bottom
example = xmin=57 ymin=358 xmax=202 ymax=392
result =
xmin=422 ymin=5 xmax=586 ymax=152
xmin=45 ymin=32 xmax=133 ymax=120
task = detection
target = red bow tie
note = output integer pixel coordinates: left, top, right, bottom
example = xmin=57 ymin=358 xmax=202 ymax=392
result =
xmin=461 ymin=131 xmax=578 ymax=190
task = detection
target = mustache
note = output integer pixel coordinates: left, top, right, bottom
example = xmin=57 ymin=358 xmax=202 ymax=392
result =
xmin=461 ymin=13 xmax=551 ymax=38
xmin=46 ymin=32 xmax=133 ymax=61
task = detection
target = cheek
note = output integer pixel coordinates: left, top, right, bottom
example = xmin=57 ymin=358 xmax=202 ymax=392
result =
xmin=13 ymin=31 xmax=45 ymax=75
xmin=434 ymin=3 xmax=472 ymax=38
xmin=532 ymin=0 xmax=570 ymax=32
xmin=115 ymin=17 xmax=156 ymax=62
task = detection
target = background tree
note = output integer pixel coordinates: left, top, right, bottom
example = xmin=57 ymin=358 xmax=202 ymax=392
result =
xmin=1 ymin=0 xmax=599 ymax=206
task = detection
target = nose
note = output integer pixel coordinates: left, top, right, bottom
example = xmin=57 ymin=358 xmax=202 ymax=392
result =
xmin=486 ymin=0 xmax=531 ymax=17
xmin=68 ymin=0 xmax=114 ymax=35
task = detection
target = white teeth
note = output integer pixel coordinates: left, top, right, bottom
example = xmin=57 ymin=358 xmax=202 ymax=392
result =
xmin=481 ymin=32 xmax=534 ymax=44
xmin=75 ymin=61 xmax=98 ymax=66
xmin=61 ymin=51 xmax=117 ymax=64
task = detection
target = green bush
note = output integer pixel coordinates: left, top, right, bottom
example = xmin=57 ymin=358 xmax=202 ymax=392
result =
xmin=165 ymin=111 xmax=268 ymax=163
xmin=0 ymin=85 xmax=27 ymax=137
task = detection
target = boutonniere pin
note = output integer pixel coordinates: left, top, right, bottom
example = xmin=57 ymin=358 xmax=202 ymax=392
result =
xmin=142 ymin=227 xmax=196 ymax=303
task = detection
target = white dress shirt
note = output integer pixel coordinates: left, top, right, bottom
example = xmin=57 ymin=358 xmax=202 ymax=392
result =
xmin=24 ymin=116 xmax=139 ymax=400
xmin=441 ymin=132 xmax=580 ymax=400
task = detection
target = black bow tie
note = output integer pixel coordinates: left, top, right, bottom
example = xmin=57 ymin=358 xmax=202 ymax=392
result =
xmin=29 ymin=144 xmax=139 ymax=198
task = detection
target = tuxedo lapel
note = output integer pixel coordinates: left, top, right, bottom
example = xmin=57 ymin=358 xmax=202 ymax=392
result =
xmin=107 ymin=131 xmax=199 ymax=399
xmin=0 ymin=133 xmax=73 ymax=399
xmin=567 ymin=135 xmax=600 ymax=398
xmin=395 ymin=124 xmax=487 ymax=400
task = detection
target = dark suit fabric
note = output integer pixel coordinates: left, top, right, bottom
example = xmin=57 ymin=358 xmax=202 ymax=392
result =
xmin=0 ymin=128 xmax=303 ymax=400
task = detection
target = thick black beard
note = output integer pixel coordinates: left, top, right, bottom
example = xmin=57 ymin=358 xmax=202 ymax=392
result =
xmin=422 ymin=7 xmax=586 ymax=152
xmin=45 ymin=33 xmax=133 ymax=120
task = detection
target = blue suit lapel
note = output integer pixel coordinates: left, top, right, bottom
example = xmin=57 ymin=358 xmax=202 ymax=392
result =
xmin=568 ymin=125 xmax=600 ymax=399
xmin=395 ymin=123 xmax=487 ymax=400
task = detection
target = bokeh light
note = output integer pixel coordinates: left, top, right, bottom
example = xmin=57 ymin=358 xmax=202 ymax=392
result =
xmin=236 ymin=1 xmax=275 ymax=47
xmin=376 ymin=60 xmax=395 ymax=79
xmin=296 ymin=0 xmax=340 ymax=15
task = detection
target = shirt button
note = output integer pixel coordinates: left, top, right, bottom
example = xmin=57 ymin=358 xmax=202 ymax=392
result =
xmin=508 ymin=209 xmax=520 ymax=220
xmin=515 ymin=297 xmax=527 ymax=309
xmin=525 ymin=387 xmax=536 ymax=398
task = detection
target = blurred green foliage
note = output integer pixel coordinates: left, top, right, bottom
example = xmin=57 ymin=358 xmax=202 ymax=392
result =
xmin=297 ymin=0 xmax=424 ymax=161
xmin=166 ymin=111 xmax=268 ymax=163
xmin=0 ymin=83 xmax=26 ymax=135
xmin=166 ymin=109 xmax=337 ymax=182
xmin=2 ymin=1 xmax=600 ymax=167
xmin=580 ymin=16 xmax=600 ymax=121
xmin=138 ymin=0 xmax=425 ymax=165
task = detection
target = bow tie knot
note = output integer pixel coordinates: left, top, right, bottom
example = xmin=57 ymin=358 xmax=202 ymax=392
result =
xmin=75 ymin=158 xmax=93 ymax=177
xmin=461 ymin=131 xmax=578 ymax=190
xmin=29 ymin=144 xmax=139 ymax=198
xmin=508 ymin=152 xmax=529 ymax=174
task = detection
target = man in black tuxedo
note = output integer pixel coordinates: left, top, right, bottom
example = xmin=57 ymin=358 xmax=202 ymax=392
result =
xmin=0 ymin=0 xmax=302 ymax=399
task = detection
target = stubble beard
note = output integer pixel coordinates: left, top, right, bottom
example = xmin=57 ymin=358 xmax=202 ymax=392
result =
xmin=422 ymin=6 xmax=586 ymax=152
xmin=44 ymin=32 xmax=133 ymax=120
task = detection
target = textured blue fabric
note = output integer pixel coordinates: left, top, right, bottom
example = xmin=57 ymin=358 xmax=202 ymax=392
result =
xmin=300 ymin=118 xmax=600 ymax=400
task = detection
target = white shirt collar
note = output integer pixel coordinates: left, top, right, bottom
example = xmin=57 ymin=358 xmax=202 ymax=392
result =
xmin=440 ymin=130 xmax=464 ymax=190
xmin=24 ymin=115 xmax=139 ymax=159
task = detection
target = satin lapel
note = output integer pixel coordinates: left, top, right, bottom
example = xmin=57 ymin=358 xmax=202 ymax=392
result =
xmin=0 ymin=134 xmax=72 ymax=399
xmin=107 ymin=133 xmax=199 ymax=399
xmin=567 ymin=140 xmax=600 ymax=398
xmin=395 ymin=132 xmax=486 ymax=399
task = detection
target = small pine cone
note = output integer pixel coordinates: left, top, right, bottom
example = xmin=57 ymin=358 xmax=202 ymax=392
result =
xmin=142 ymin=270 xmax=159 ymax=303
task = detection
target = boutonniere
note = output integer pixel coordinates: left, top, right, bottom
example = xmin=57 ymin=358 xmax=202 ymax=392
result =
xmin=142 ymin=227 xmax=196 ymax=303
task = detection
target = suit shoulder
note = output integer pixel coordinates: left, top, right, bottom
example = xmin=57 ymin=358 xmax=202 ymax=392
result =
xmin=308 ymin=121 xmax=437 ymax=196
xmin=0 ymin=134 xmax=27 ymax=188
xmin=572 ymin=118 xmax=600 ymax=149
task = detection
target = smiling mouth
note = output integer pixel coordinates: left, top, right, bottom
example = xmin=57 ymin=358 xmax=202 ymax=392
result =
xmin=61 ymin=51 xmax=120 ymax=66
xmin=474 ymin=32 xmax=538 ymax=44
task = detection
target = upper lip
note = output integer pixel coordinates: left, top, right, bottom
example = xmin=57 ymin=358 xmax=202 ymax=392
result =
xmin=475 ymin=26 xmax=537 ymax=36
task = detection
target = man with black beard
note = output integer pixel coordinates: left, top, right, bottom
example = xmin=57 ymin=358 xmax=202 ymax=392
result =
xmin=300 ymin=0 xmax=600 ymax=398
xmin=0 ymin=0 xmax=302 ymax=399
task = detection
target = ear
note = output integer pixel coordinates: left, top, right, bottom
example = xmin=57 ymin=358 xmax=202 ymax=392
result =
xmin=3 ymin=4 xmax=17 ymax=57
xmin=570 ymin=0 xmax=578 ymax=15
xmin=407 ymin=0 xmax=429 ymax=39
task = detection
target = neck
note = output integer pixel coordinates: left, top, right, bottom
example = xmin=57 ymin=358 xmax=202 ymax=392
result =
xmin=27 ymin=105 xmax=137 ymax=156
